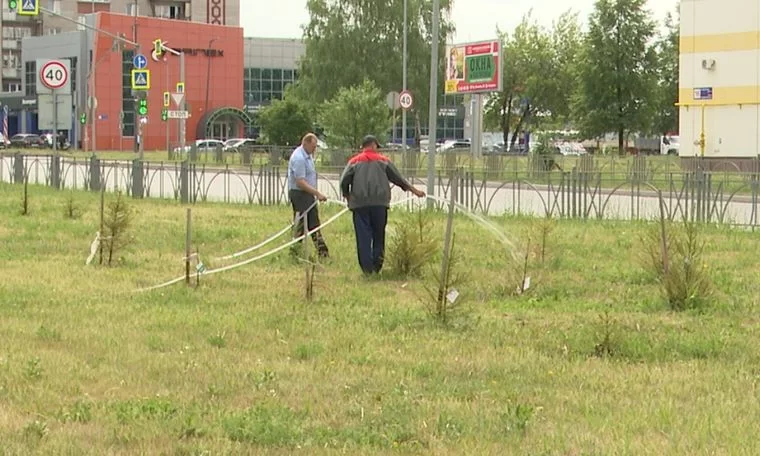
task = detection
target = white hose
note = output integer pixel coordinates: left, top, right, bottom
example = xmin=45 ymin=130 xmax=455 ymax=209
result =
xmin=215 ymin=198 xmax=347 ymax=261
xmin=134 ymin=196 xmax=415 ymax=293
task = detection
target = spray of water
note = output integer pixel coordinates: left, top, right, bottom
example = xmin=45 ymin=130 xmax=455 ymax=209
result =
xmin=425 ymin=195 xmax=523 ymax=262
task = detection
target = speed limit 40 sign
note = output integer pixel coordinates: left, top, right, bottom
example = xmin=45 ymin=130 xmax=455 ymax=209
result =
xmin=399 ymin=90 xmax=413 ymax=110
xmin=36 ymin=59 xmax=71 ymax=95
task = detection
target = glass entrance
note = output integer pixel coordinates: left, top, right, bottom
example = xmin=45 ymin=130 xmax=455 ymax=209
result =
xmin=210 ymin=122 xmax=231 ymax=140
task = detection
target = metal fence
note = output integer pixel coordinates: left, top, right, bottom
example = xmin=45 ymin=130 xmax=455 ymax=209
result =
xmin=1 ymin=152 xmax=759 ymax=227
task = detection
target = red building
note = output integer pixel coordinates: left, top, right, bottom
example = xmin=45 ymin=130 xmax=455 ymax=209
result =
xmin=87 ymin=13 xmax=245 ymax=151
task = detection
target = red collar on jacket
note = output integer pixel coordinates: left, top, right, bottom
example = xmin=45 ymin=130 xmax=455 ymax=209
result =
xmin=348 ymin=148 xmax=390 ymax=165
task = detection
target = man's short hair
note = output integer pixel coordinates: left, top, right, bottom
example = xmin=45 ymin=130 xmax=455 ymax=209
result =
xmin=302 ymin=133 xmax=317 ymax=145
xmin=361 ymin=135 xmax=380 ymax=149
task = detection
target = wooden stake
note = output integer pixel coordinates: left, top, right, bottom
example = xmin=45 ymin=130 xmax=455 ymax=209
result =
xmin=185 ymin=208 xmax=192 ymax=285
xmin=302 ymin=212 xmax=313 ymax=302
xmin=657 ymin=191 xmax=669 ymax=274
xmin=98 ymin=183 xmax=105 ymax=265
xmin=438 ymin=171 xmax=458 ymax=314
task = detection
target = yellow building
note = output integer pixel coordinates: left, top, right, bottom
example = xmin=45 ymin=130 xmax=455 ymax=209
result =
xmin=679 ymin=0 xmax=760 ymax=162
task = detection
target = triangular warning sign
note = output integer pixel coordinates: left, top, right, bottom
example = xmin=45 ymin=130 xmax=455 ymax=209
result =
xmin=135 ymin=73 xmax=147 ymax=85
xmin=171 ymin=93 xmax=184 ymax=107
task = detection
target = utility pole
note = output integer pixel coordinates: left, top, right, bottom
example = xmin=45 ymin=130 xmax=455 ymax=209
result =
xmin=132 ymin=0 xmax=139 ymax=154
xmin=179 ymin=51 xmax=186 ymax=152
xmin=426 ymin=0 xmax=441 ymax=208
xmin=204 ymin=37 xmax=218 ymax=137
xmin=401 ymin=0 xmax=408 ymax=152
xmin=153 ymin=41 xmax=184 ymax=151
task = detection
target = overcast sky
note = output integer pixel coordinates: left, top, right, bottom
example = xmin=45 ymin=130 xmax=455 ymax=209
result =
xmin=241 ymin=0 xmax=679 ymax=41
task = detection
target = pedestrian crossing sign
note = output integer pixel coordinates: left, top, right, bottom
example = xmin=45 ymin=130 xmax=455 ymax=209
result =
xmin=19 ymin=0 xmax=39 ymax=16
xmin=131 ymin=69 xmax=151 ymax=90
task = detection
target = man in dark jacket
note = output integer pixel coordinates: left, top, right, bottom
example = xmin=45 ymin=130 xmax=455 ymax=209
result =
xmin=339 ymin=135 xmax=426 ymax=275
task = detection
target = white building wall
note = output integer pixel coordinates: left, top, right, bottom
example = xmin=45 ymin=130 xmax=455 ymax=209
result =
xmin=679 ymin=0 xmax=760 ymax=157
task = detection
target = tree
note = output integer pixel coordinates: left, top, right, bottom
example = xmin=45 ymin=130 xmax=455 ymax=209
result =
xmin=298 ymin=0 xmax=455 ymax=142
xmin=484 ymin=11 xmax=581 ymax=150
xmin=651 ymin=8 xmax=679 ymax=136
xmin=319 ymin=79 xmax=392 ymax=149
xmin=256 ymin=88 xmax=314 ymax=146
xmin=572 ymin=0 xmax=658 ymax=154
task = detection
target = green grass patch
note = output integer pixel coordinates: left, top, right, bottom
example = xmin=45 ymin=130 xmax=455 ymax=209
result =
xmin=1 ymin=181 xmax=760 ymax=453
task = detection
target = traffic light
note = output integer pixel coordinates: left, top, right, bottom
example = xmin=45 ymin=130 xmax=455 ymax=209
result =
xmin=153 ymin=39 xmax=163 ymax=58
xmin=163 ymin=92 xmax=170 ymax=107
xmin=161 ymin=109 xmax=168 ymax=121
xmin=138 ymin=99 xmax=148 ymax=116
xmin=8 ymin=0 xmax=17 ymax=10
xmin=80 ymin=113 xmax=86 ymax=125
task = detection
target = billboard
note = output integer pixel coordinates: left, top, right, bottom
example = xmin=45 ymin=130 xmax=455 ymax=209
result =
xmin=444 ymin=40 xmax=502 ymax=95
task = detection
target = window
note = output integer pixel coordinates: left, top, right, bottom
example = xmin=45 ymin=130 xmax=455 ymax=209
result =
xmin=69 ymin=56 xmax=78 ymax=92
xmin=48 ymin=0 xmax=61 ymax=13
xmin=125 ymin=4 xmax=139 ymax=16
xmin=45 ymin=28 xmax=62 ymax=35
xmin=243 ymin=66 xmax=301 ymax=108
xmin=155 ymin=4 xmax=185 ymax=19
xmin=25 ymin=61 xmax=36 ymax=97
xmin=121 ymin=50 xmax=135 ymax=136
xmin=77 ymin=16 xmax=86 ymax=31
xmin=3 ymin=26 xmax=32 ymax=39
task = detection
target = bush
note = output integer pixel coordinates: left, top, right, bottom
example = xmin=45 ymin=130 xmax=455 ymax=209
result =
xmin=662 ymin=221 xmax=712 ymax=311
xmin=386 ymin=210 xmax=438 ymax=278
xmin=638 ymin=218 xmax=712 ymax=311
xmin=101 ymin=191 xmax=134 ymax=266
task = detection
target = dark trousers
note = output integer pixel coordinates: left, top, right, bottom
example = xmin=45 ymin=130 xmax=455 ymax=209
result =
xmin=352 ymin=206 xmax=388 ymax=274
xmin=289 ymin=189 xmax=329 ymax=257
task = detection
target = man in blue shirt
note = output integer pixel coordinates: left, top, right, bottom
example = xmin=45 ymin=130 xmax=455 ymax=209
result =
xmin=287 ymin=133 xmax=329 ymax=258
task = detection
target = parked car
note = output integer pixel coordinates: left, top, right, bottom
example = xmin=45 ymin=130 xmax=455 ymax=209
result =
xmin=438 ymin=139 xmax=471 ymax=153
xmin=40 ymin=133 xmax=71 ymax=150
xmin=556 ymin=142 xmax=587 ymax=156
xmin=9 ymin=133 xmax=44 ymax=148
xmin=222 ymin=138 xmax=256 ymax=152
xmin=173 ymin=139 xmax=225 ymax=155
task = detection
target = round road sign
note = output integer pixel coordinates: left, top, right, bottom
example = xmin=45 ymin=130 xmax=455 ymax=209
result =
xmin=39 ymin=60 xmax=69 ymax=90
xmin=399 ymin=90 xmax=413 ymax=110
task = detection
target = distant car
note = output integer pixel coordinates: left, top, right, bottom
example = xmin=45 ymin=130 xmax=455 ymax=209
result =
xmin=173 ymin=139 xmax=225 ymax=154
xmin=10 ymin=133 xmax=43 ymax=148
xmin=438 ymin=139 xmax=471 ymax=153
xmin=556 ymin=141 xmax=587 ymax=156
xmin=223 ymin=138 xmax=256 ymax=152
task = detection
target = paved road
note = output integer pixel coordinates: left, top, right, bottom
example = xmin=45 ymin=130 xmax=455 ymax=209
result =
xmin=1 ymin=155 xmax=757 ymax=225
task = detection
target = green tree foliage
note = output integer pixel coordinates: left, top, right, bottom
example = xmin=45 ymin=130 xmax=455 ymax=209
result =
xmin=484 ymin=11 xmax=581 ymax=150
xmin=319 ymin=79 xmax=392 ymax=149
xmin=651 ymin=9 xmax=680 ymax=136
xmin=299 ymin=0 xmax=455 ymax=142
xmin=572 ymin=0 xmax=658 ymax=153
xmin=257 ymin=89 xmax=314 ymax=146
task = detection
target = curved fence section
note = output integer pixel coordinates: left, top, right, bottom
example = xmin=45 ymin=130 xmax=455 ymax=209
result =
xmin=1 ymin=153 xmax=760 ymax=227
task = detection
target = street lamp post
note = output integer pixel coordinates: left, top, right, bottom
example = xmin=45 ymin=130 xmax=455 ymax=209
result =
xmin=204 ymin=37 xmax=219 ymax=138
xmin=426 ymin=0 xmax=441 ymax=207
xmin=401 ymin=0 xmax=407 ymax=151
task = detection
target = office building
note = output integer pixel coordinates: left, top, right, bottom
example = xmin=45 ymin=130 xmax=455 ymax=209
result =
xmin=1 ymin=0 xmax=240 ymax=141
xmin=242 ymin=37 xmax=466 ymax=143
xmin=43 ymin=0 xmax=240 ymax=33
xmin=679 ymin=0 xmax=760 ymax=165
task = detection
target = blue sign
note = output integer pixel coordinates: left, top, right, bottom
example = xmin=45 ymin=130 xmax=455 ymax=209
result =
xmin=131 ymin=69 xmax=151 ymax=90
xmin=133 ymin=54 xmax=148 ymax=69
xmin=19 ymin=0 xmax=39 ymax=16
xmin=693 ymin=87 xmax=713 ymax=101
